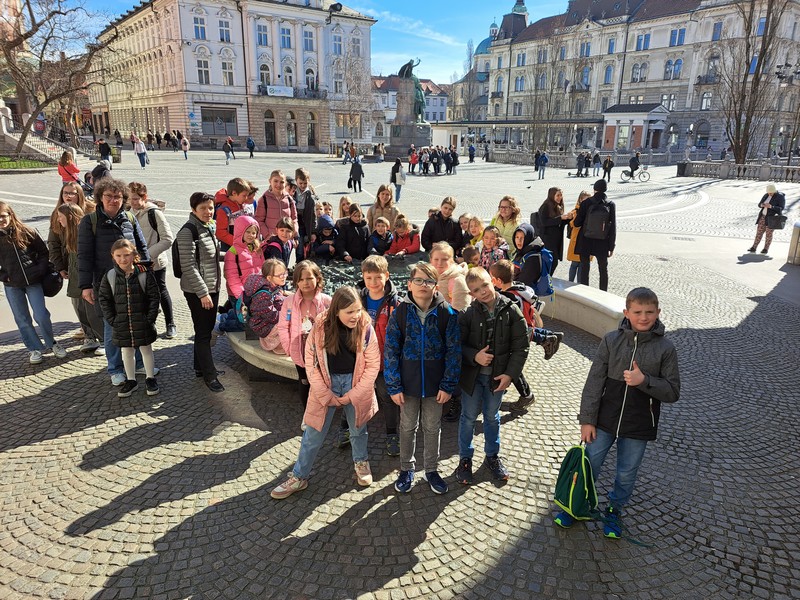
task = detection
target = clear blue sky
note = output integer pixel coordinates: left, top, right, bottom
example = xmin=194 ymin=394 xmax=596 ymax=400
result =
xmin=95 ymin=0 xmax=569 ymax=84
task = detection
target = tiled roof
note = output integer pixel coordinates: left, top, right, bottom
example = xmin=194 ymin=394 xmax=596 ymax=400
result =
xmin=631 ymin=0 xmax=702 ymax=22
xmin=515 ymin=13 xmax=568 ymax=43
xmin=604 ymin=103 xmax=664 ymax=113
xmin=562 ymin=0 xmax=645 ymax=26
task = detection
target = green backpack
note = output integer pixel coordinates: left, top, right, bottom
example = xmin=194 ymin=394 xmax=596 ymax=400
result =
xmin=553 ymin=445 xmax=598 ymax=521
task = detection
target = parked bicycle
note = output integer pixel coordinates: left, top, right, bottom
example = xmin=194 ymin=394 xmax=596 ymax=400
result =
xmin=620 ymin=165 xmax=650 ymax=182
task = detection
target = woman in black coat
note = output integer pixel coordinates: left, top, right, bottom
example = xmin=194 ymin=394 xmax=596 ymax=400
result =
xmin=335 ymin=204 xmax=370 ymax=262
xmin=349 ymin=158 xmax=364 ymax=193
xmin=536 ymin=187 xmax=573 ymax=274
xmin=748 ymin=183 xmax=786 ymax=255
xmin=574 ymin=179 xmax=616 ymax=291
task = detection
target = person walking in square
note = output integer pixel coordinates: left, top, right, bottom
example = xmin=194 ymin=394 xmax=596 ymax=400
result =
xmin=747 ymin=183 xmax=785 ymax=255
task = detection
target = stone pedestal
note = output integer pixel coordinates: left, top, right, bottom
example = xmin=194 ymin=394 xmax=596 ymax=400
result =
xmin=388 ymin=78 xmax=430 ymax=157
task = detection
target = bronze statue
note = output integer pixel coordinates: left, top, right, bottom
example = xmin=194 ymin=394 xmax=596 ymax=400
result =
xmin=399 ymin=59 xmax=426 ymax=122
xmin=398 ymin=59 xmax=420 ymax=79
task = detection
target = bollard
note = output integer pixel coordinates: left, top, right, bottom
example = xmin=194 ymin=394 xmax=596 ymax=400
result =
xmin=788 ymin=221 xmax=800 ymax=265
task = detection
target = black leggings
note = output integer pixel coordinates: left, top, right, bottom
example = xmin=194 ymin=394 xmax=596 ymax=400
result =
xmin=152 ymin=268 xmax=175 ymax=327
xmin=295 ymin=365 xmax=310 ymax=407
xmin=579 ymin=253 xmax=609 ymax=291
xmin=184 ymin=292 xmax=219 ymax=381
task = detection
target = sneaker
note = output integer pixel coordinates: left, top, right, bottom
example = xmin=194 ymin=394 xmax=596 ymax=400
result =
xmin=145 ymin=378 xmax=160 ymax=396
xmin=442 ymin=398 xmax=461 ymax=422
xmin=485 ymin=455 xmax=510 ymax=481
xmin=165 ymin=324 xmax=177 ymax=339
xmin=542 ymin=335 xmax=561 ymax=360
xmin=79 ymin=339 xmax=100 ymax=353
xmin=337 ymin=427 xmax=351 ymax=449
xmin=135 ymin=366 xmax=160 ymax=376
xmin=270 ymin=474 xmax=308 ymax=499
xmin=423 ymin=471 xmax=448 ymax=494
xmin=117 ymin=380 xmax=138 ymax=398
xmin=386 ymin=434 xmax=400 ymax=457
xmin=94 ymin=346 xmax=106 ymax=356
xmin=554 ymin=510 xmax=575 ymax=528
xmin=51 ymin=343 xmax=67 ymax=359
xmin=110 ymin=372 xmax=127 ymax=386
xmin=354 ymin=461 xmax=373 ymax=486
xmin=29 ymin=350 xmax=43 ymax=365
xmin=603 ymin=506 xmax=622 ymax=539
xmin=394 ymin=470 xmax=414 ymax=493
xmin=747 ymin=246 xmax=757 ymax=252
xmin=509 ymin=393 xmax=535 ymax=412
xmin=455 ymin=457 xmax=474 ymax=485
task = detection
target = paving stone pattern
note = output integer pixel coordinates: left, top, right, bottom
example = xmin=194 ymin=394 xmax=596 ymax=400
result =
xmin=0 ymin=154 xmax=798 ymax=599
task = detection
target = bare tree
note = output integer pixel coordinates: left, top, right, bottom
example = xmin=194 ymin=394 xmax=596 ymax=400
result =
xmin=452 ymin=39 xmax=479 ymax=121
xmin=0 ymin=0 xmax=117 ymax=153
xmin=332 ymin=44 xmax=373 ymax=144
xmin=717 ymin=0 xmax=791 ymax=162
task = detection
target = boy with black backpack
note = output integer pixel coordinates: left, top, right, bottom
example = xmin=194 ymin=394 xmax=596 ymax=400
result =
xmin=574 ymin=179 xmax=615 ymax=291
xmin=554 ymin=287 xmax=680 ymax=538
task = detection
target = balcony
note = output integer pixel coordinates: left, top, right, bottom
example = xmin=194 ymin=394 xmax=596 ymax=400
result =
xmin=490 ymin=91 xmax=504 ymax=99
xmin=696 ymin=74 xmax=719 ymax=85
xmin=256 ymin=85 xmax=328 ymax=99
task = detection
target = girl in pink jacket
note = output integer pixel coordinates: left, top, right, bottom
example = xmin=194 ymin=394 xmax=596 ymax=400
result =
xmin=278 ymin=260 xmax=331 ymax=406
xmin=223 ymin=215 xmax=264 ymax=299
xmin=272 ymin=286 xmax=380 ymax=499
xmin=255 ymin=169 xmax=297 ymax=240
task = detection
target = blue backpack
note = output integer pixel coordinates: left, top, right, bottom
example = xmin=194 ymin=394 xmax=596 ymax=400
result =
xmin=519 ymin=248 xmax=554 ymax=296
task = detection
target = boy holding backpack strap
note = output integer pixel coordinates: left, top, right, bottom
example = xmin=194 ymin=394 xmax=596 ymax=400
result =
xmin=555 ymin=287 xmax=680 ymax=538
xmin=574 ymin=179 xmax=615 ymax=291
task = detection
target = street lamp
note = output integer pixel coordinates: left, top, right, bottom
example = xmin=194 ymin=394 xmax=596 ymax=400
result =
xmin=326 ymin=3 xmax=342 ymax=24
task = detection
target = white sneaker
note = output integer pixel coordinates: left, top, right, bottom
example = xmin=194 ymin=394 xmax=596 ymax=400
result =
xmin=51 ymin=343 xmax=67 ymax=359
xmin=110 ymin=372 xmax=126 ymax=386
xmin=354 ymin=461 xmax=373 ymax=486
xmin=94 ymin=346 xmax=106 ymax=356
xmin=29 ymin=350 xmax=43 ymax=364
xmin=135 ymin=366 xmax=160 ymax=376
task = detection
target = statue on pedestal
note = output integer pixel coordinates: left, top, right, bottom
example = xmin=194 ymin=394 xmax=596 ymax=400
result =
xmin=399 ymin=59 xmax=426 ymax=123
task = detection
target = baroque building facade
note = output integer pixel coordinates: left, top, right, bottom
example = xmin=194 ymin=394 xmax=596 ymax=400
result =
xmin=88 ymin=0 xmax=374 ymax=151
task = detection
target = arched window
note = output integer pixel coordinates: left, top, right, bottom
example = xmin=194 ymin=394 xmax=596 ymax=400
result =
xmin=673 ymin=59 xmax=683 ymax=79
xmin=538 ymin=72 xmax=546 ymax=89
xmin=496 ymin=76 xmax=504 ymax=93
xmin=640 ymin=62 xmax=649 ymax=81
xmin=264 ymin=109 xmax=274 ymax=118
xmin=664 ymin=60 xmax=673 ymax=80
xmin=259 ymin=64 xmax=271 ymax=87
xmin=287 ymin=110 xmax=295 ymax=120
xmin=484 ymin=61 xmax=489 ymax=72
xmin=557 ymin=71 xmax=565 ymax=88
xmin=631 ymin=63 xmax=641 ymax=82
xmin=604 ymin=65 xmax=613 ymax=84
xmin=581 ymin=66 xmax=590 ymax=87
xmin=375 ymin=121 xmax=384 ymax=137
xmin=286 ymin=111 xmax=297 ymax=146
xmin=283 ymin=66 xmax=293 ymax=86
xmin=307 ymin=112 xmax=316 ymax=146
xmin=576 ymin=100 xmax=584 ymax=114
xmin=700 ymin=92 xmax=713 ymax=110
xmin=305 ymin=68 xmax=315 ymax=89
xmin=494 ymin=103 xmax=500 ymax=116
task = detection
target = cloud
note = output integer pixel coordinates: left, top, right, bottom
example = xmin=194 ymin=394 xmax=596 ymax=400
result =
xmin=351 ymin=5 xmax=462 ymax=48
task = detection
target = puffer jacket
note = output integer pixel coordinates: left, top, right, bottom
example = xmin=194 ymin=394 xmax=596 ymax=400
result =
xmin=98 ymin=264 xmax=160 ymax=347
xmin=512 ymin=224 xmax=545 ymax=290
xmin=278 ymin=291 xmax=332 ymax=367
xmin=303 ymin=309 xmax=379 ymax=432
xmin=365 ymin=203 xmax=398 ymax=232
xmin=77 ymin=206 xmax=151 ymax=289
xmin=133 ymin=203 xmax=173 ymax=271
xmin=242 ymin=274 xmax=285 ymax=338
xmin=458 ymin=294 xmax=529 ymax=396
xmin=358 ymin=279 xmax=398 ymax=367
xmin=224 ymin=215 xmax=264 ymax=299
xmin=386 ymin=224 xmax=421 ymax=255
xmin=214 ymin=189 xmax=257 ymax=251
xmin=335 ymin=217 xmax=370 ymax=260
xmin=176 ymin=213 xmax=220 ymax=297
xmin=437 ymin=261 xmax=471 ymax=311
xmin=255 ymin=188 xmax=297 ymax=240
xmin=579 ymin=318 xmax=681 ymax=441
xmin=0 ymin=228 xmax=48 ymax=287
xmin=383 ymin=292 xmax=461 ymax=398
xmin=421 ymin=212 xmax=464 ymax=253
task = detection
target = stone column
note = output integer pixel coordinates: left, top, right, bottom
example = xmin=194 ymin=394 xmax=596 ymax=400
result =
xmin=293 ymin=20 xmax=303 ymax=90
xmin=270 ymin=18 xmax=280 ymax=86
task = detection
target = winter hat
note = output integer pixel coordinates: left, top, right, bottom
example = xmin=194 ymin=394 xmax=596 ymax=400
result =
xmin=766 ymin=183 xmax=777 ymax=194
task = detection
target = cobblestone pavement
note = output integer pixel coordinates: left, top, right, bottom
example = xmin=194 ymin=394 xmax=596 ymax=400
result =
xmin=1 ymin=154 xmax=799 ymax=599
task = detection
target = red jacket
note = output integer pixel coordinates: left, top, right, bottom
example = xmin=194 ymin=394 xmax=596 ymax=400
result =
xmin=386 ymin=225 xmax=420 ymax=255
xmin=58 ymin=163 xmax=81 ymax=183
xmin=214 ymin=188 xmax=256 ymax=250
xmin=359 ymin=280 xmax=398 ymax=367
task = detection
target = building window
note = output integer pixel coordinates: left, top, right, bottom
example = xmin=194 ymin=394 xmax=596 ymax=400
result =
xmin=749 ymin=54 xmax=759 ymax=75
xmin=712 ymin=21 xmax=722 ymax=41
xmin=518 ymin=52 xmax=527 ymax=66
xmin=352 ymin=37 xmax=361 ymax=57
xmin=673 ymin=59 xmax=683 ymax=79
xmin=197 ymin=59 xmax=210 ymax=84
xmin=514 ymin=76 xmax=525 ymax=92
xmin=493 ymin=104 xmax=500 ymax=116
xmin=635 ymin=33 xmax=650 ymax=51
xmin=496 ymin=76 xmax=503 ymax=93
xmin=604 ymin=65 xmax=613 ymax=84
xmin=617 ymin=125 xmax=630 ymax=148
xmin=608 ymin=38 xmax=616 ymax=54
xmin=669 ymin=28 xmax=685 ymax=47
xmin=700 ymin=92 xmax=712 ymax=110
xmin=757 ymin=17 xmax=766 ymax=36
xmin=303 ymin=30 xmax=314 ymax=52
xmin=193 ymin=17 xmax=206 ymax=40
xmin=538 ymin=72 xmax=546 ymax=90
xmin=581 ymin=66 xmax=590 ymax=87
xmin=283 ymin=66 xmax=293 ymax=86
xmin=600 ymin=96 xmax=609 ymax=112
xmin=483 ymin=61 xmax=489 ymax=71
xmin=257 ymin=24 xmax=269 ymax=46
xmin=497 ymin=56 xmax=503 ymax=69
xmin=554 ymin=100 xmax=561 ymax=115
xmin=664 ymin=60 xmax=674 ymax=80
xmin=557 ymin=71 xmax=565 ymax=89
xmin=575 ymin=100 xmax=583 ymax=114
xmin=281 ymin=26 xmax=291 ymax=49
xmin=334 ymin=72 xmax=343 ymax=94
xmin=579 ymin=41 xmax=591 ymax=57
xmin=333 ymin=34 xmax=342 ymax=55
xmin=305 ymin=68 xmax=315 ymax=89
xmin=559 ymin=46 xmax=566 ymax=60
xmin=221 ymin=61 xmax=234 ymax=86
xmin=219 ymin=20 xmax=231 ymax=43
xmin=439 ymin=112 xmax=444 ymax=120
xmin=202 ymin=107 xmax=237 ymax=136
xmin=628 ymin=95 xmax=644 ymax=104
xmin=286 ymin=111 xmax=297 ymax=146
xmin=512 ymin=102 xmax=522 ymax=116
xmin=661 ymin=93 xmax=677 ymax=110
xmin=259 ymin=64 xmax=271 ymax=86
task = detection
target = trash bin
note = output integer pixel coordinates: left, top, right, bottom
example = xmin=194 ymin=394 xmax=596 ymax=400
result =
xmin=676 ymin=161 xmax=688 ymax=177
xmin=110 ymin=146 xmax=122 ymax=164
xmin=789 ymin=221 xmax=800 ymax=265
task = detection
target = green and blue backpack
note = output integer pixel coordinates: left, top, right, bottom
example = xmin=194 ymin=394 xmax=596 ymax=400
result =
xmin=553 ymin=444 xmax=598 ymax=521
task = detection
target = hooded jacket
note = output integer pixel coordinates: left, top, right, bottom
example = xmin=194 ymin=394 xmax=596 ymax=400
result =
xmin=437 ymin=261 xmax=472 ymax=311
xmin=579 ymin=318 xmax=680 ymax=441
xmin=383 ymin=291 xmax=461 ymax=398
xmin=312 ymin=214 xmax=338 ymax=257
xmin=335 ymin=216 xmax=370 ymax=260
xmin=359 ymin=279 xmax=399 ymax=367
xmin=0 ymin=228 xmax=49 ymax=287
xmin=224 ymin=215 xmax=264 ymax=299
xmin=421 ymin=211 xmax=464 ymax=253
xmin=255 ymin=188 xmax=297 ymax=241
xmin=278 ymin=290 xmax=332 ymax=367
xmin=214 ymin=188 xmax=256 ymax=251
xmin=242 ymin=273 xmax=284 ymax=338
xmin=98 ymin=264 xmax=160 ymax=347
xmin=386 ymin=224 xmax=420 ymax=255
xmin=512 ymin=223 xmax=546 ymax=290
xmin=133 ymin=202 xmax=173 ymax=271
xmin=303 ymin=309 xmax=379 ymax=432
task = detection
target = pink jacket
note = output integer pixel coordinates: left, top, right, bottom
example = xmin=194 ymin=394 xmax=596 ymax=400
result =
xmin=278 ymin=291 xmax=331 ymax=367
xmin=303 ymin=309 xmax=379 ymax=432
xmin=255 ymin=188 xmax=297 ymax=240
xmin=223 ymin=215 xmax=264 ymax=299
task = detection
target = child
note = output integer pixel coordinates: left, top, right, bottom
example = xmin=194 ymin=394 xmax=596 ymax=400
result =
xmin=384 ymin=262 xmax=461 ymax=495
xmin=567 ymin=191 xmax=592 ymax=282
xmin=256 ymin=169 xmax=297 ymax=241
xmin=278 ymin=260 xmax=331 ymax=406
xmin=322 ymin=201 xmax=333 ymax=216
xmin=427 ymin=206 xmax=438 ymax=219
xmin=458 ymin=212 xmax=473 ymax=246
xmin=386 ymin=214 xmax=421 ymax=257
xmin=337 ymin=196 xmax=353 ymax=220
xmin=366 ymin=184 xmax=398 ymax=232
xmin=359 ymin=255 xmax=400 ymax=455
xmin=315 ymin=203 xmax=324 ymax=218
xmin=368 ymin=216 xmax=393 ymax=256
xmin=336 ymin=204 xmax=369 ymax=263
xmin=511 ymin=223 xmax=547 ymax=291
xmin=478 ymin=225 xmax=509 ymax=269
xmin=271 ymin=286 xmax=379 ymax=499
xmin=263 ymin=217 xmax=297 ymax=268
xmin=467 ymin=216 xmax=484 ymax=249
xmin=58 ymin=151 xmax=81 ymax=185
xmin=243 ymin=259 xmax=287 ymax=353
xmin=461 ymin=245 xmax=480 ymax=268
xmin=214 ymin=177 xmax=254 ymax=253
xmin=312 ymin=214 xmax=338 ymax=262
xmin=555 ymin=287 xmax=680 ymax=538
xmin=98 ymin=239 xmax=160 ymax=398
xmin=455 ymin=267 xmax=529 ymax=484
xmin=294 ymin=168 xmax=318 ymax=260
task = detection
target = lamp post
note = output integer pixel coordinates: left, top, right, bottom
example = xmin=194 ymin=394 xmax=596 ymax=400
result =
xmin=685 ymin=124 xmax=694 ymax=159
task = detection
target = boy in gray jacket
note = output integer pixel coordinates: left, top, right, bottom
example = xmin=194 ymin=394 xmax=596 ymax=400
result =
xmin=555 ymin=287 xmax=680 ymax=538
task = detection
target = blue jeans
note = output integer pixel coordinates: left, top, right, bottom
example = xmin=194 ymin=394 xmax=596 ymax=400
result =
xmin=4 ymin=283 xmax=55 ymax=351
xmin=136 ymin=152 xmax=147 ymax=167
xmin=459 ymin=373 xmax=504 ymax=459
xmin=218 ymin=308 xmax=245 ymax=332
xmin=568 ymin=261 xmax=581 ymax=282
xmin=538 ymin=166 xmax=546 ymax=179
xmin=585 ymin=428 xmax=648 ymax=509
xmin=293 ymin=373 xmax=369 ymax=479
xmin=394 ymin=184 xmax=402 ymax=202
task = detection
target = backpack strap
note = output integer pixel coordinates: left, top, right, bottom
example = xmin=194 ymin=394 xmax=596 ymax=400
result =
xmin=106 ymin=268 xmax=116 ymax=289
xmin=147 ymin=208 xmax=160 ymax=242
xmin=89 ymin=211 xmax=98 ymax=235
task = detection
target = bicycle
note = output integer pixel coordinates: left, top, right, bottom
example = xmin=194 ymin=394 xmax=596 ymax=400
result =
xmin=620 ymin=165 xmax=650 ymax=182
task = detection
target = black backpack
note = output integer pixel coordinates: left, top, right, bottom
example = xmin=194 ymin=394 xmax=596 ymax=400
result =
xmin=171 ymin=222 xmax=199 ymax=278
xmin=582 ymin=202 xmax=612 ymax=240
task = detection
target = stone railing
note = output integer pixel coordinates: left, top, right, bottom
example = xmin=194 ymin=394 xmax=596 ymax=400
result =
xmin=681 ymin=159 xmax=800 ymax=182
xmin=489 ymin=147 xmax=724 ymax=169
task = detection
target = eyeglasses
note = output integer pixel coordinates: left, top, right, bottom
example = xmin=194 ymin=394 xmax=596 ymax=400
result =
xmin=410 ymin=277 xmax=437 ymax=288
xmin=273 ymin=271 xmax=288 ymax=278
xmin=0 ymin=214 xmax=10 ymax=219
xmin=498 ymin=205 xmax=512 ymax=210
xmin=62 ymin=191 xmax=78 ymax=197
xmin=102 ymin=193 xmax=123 ymax=200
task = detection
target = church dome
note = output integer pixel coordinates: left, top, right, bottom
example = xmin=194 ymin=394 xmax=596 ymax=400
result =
xmin=475 ymin=36 xmax=493 ymax=55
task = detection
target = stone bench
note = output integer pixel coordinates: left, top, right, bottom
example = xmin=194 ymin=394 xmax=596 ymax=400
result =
xmin=538 ymin=279 xmax=625 ymax=339
xmin=226 ymin=331 xmax=298 ymax=382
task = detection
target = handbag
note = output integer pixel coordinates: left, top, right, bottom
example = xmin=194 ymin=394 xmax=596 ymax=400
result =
xmin=766 ymin=214 xmax=787 ymax=230
xmin=41 ymin=264 xmax=64 ymax=297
